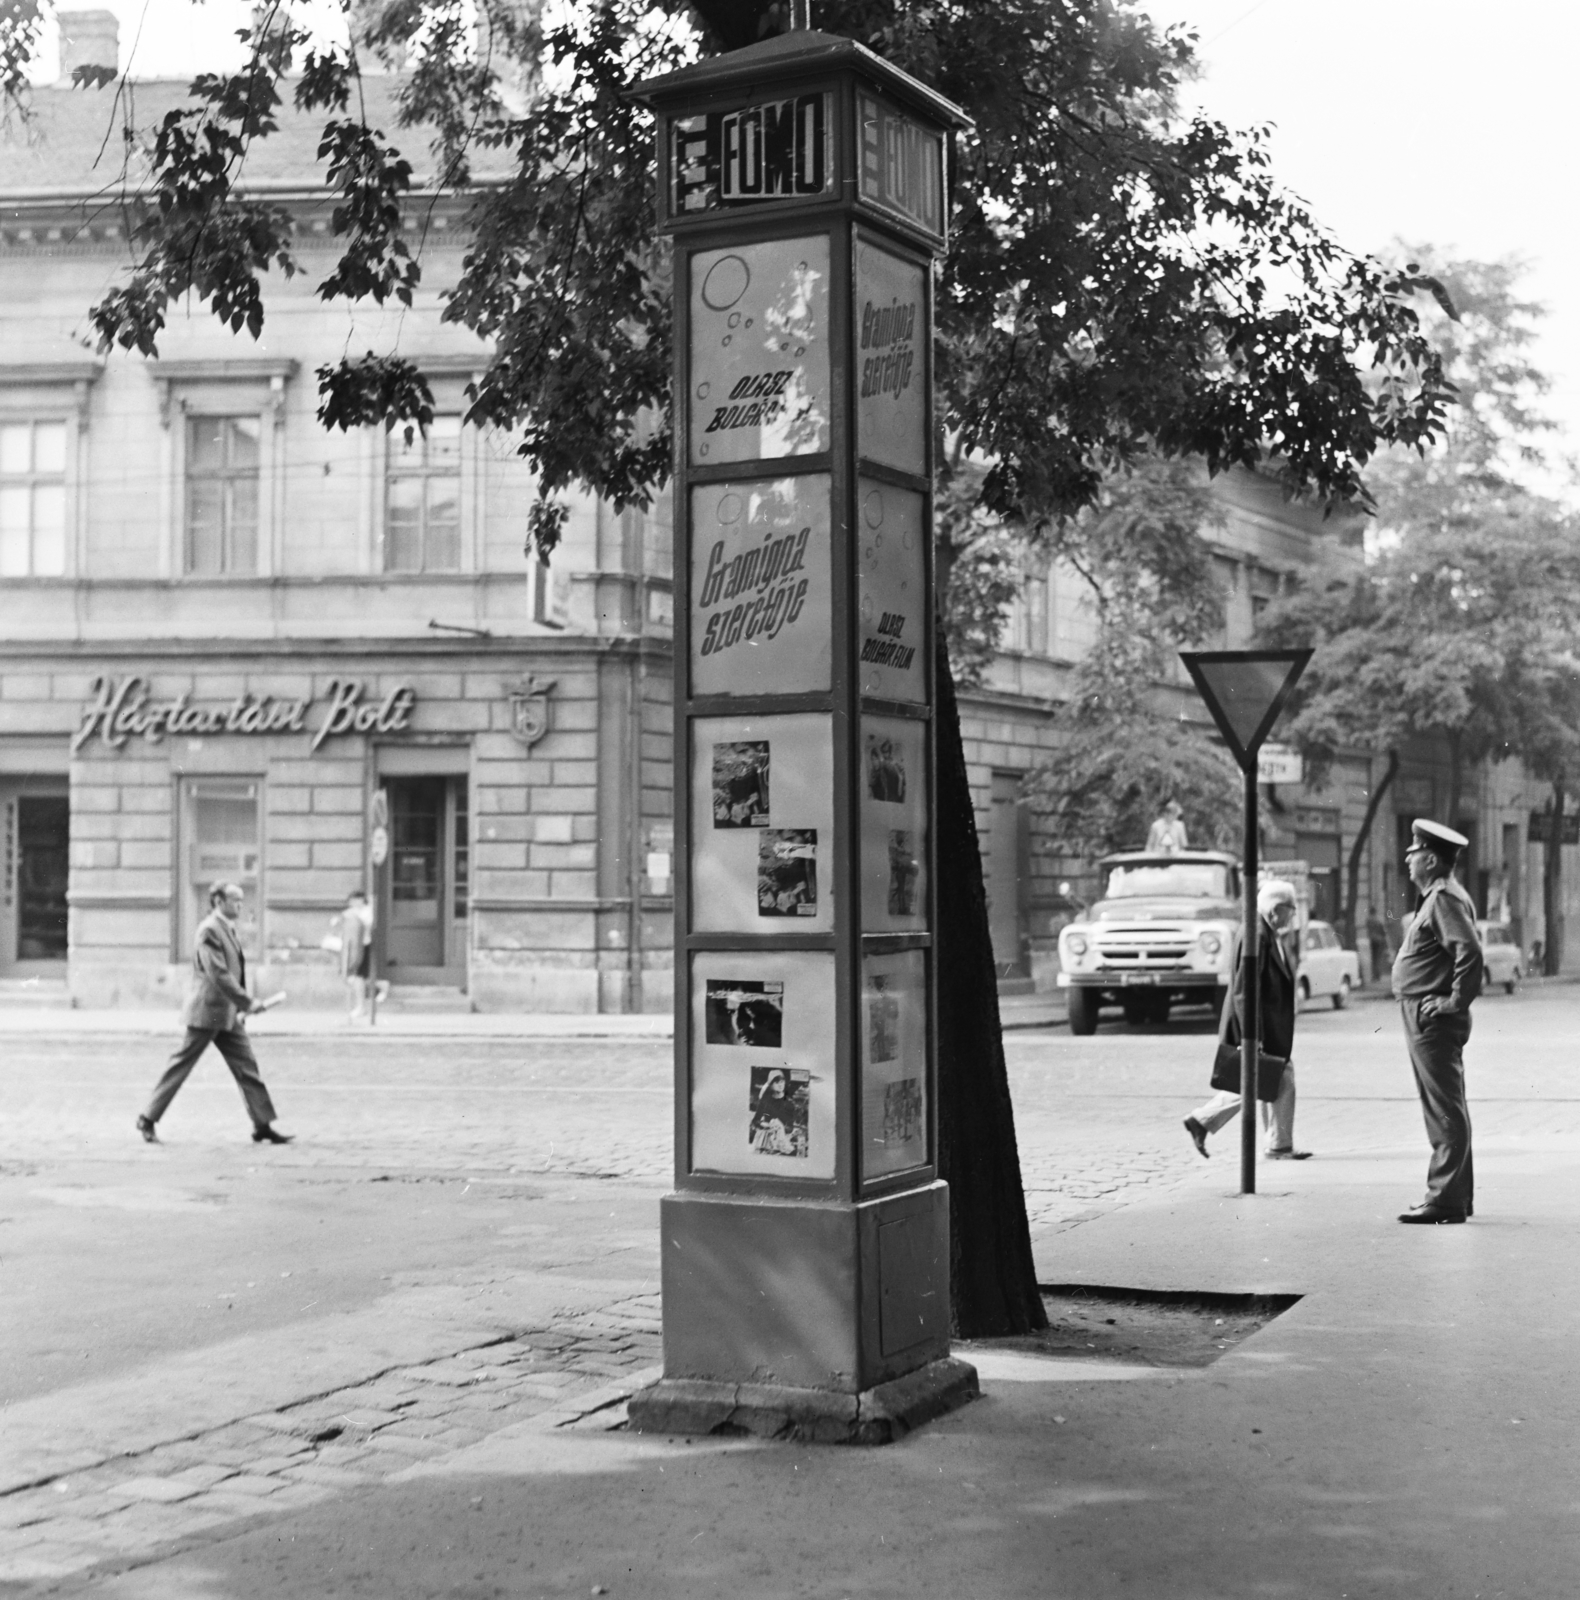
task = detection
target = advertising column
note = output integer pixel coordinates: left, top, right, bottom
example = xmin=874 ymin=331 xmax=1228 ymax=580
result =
xmin=631 ymin=34 xmax=975 ymax=1444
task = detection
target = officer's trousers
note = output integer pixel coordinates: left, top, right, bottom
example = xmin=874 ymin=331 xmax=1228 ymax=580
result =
xmin=1400 ymin=998 xmax=1474 ymax=1212
xmin=144 ymin=1027 xmax=277 ymax=1128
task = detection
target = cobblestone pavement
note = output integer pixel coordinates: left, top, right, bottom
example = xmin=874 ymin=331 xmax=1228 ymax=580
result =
xmin=0 ymin=1295 xmax=662 ymax=1586
xmin=5 ymin=986 xmax=1578 ymax=1589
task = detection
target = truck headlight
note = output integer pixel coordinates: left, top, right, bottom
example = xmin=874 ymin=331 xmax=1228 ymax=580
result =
xmin=1066 ymin=933 xmax=1088 ymax=956
xmin=1198 ymin=932 xmax=1221 ymax=956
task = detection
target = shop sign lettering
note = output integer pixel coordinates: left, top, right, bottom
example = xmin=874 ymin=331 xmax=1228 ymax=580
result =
xmin=857 ymin=93 xmax=944 ymax=237
xmin=72 ymin=675 xmax=417 ymax=755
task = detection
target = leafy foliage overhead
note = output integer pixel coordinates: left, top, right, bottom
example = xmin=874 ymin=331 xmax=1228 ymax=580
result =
xmin=60 ymin=0 xmax=1456 ymax=554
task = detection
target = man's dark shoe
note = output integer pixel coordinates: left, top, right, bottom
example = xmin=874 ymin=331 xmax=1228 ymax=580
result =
xmin=1266 ymin=1147 xmax=1313 ymax=1161
xmin=1183 ymin=1117 xmax=1209 ymax=1158
xmin=136 ymin=1115 xmax=158 ymax=1144
xmin=251 ymin=1124 xmax=294 ymax=1145
xmin=1398 ymin=1204 xmax=1466 ymax=1224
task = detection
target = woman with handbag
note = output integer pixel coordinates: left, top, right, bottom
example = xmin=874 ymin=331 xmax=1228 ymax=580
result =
xmin=1183 ymin=878 xmax=1311 ymax=1160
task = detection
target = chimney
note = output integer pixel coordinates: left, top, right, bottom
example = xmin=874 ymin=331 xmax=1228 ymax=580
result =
xmin=57 ymin=9 xmax=119 ymax=84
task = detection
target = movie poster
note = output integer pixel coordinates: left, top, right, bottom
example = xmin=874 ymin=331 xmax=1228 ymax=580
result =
xmin=704 ymin=978 xmax=784 ymax=1047
xmin=861 ymin=950 xmax=928 ymax=1180
xmin=712 ymin=741 xmax=770 ymax=828
xmin=856 ymin=480 xmax=926 ymax=704
xmin=693 ymin=714 xmax=834 ymax=934
xmin=854 ymin=239 xmax=927 ymax=476
xmin=690 ymin=951 xmax=836 ymax=1179
xmin=861 ymin=715 xmax=927 ymax=933
xmin=689 ymin=236 xmax=830 ymax=466
xmin=689 ymin=476 xmax=832 ymax=699
xmin=757 ymin=829 xmax=817 ymax=917
xmin=748 ymin=1066 xmax=810 ymax=1159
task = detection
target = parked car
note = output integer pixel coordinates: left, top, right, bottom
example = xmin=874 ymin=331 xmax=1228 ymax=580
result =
xmin=1297 ymin=921 xmax=1361 ymax=1008
xmin=1477 ymin=921 xmax=1523 ymax=993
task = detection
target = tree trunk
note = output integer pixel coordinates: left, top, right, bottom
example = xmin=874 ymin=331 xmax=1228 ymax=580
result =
xmin=1446 ymin=729 xmax=1462 ymax=828
xmin=934 ymin=624 xmax=1048 ymax=1337
xmin=1544 ymin=781 xmax=1565 ymax=976
xmin=1343 ymin=748 xmax=1398 ymax=952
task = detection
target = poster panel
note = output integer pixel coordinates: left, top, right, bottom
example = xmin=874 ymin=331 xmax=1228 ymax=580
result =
xmin=861 ymin=948 xmax=929 ymax=1180
xmin=861 ymin=713 xmax=928 ymax=933
xmin=691 ymin=949 xmax=837 ymax=1180
xmin=689 ymin=235 xmax=830 ymax=465
xmin=854 ymin=239 xmax=927 ymax=476
xmin=692 ymin=712 xmax=834 ymax=934
xmin=689 ymin=475 xmax=832 ymax=697
xmin=856 ymin=479 xmax=926 ymax=704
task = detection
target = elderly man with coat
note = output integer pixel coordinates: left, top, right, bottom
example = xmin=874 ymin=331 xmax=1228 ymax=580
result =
xmin=1183 ymin=878 xmax=1310 ymax=1161
xmin=135 ymin=882 xmax=292 ymax=1145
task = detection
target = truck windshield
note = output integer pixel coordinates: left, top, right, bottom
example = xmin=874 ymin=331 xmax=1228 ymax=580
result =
xmin=1103 ymin=862 xmax=1236 ymax=900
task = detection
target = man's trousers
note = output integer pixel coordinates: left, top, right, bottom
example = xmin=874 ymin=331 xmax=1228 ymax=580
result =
xmin=143 ymin=1026 xmax=277 ymax=1128
xmin=1400 ymin=998 xmax=1474 ymax=1213
xmin=1189 ymin=1062 xmax=1297 ymax=1151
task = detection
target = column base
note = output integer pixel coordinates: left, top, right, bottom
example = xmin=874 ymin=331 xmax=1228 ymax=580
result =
xmin=627 ymin=1355 xmax=978 ymax=1446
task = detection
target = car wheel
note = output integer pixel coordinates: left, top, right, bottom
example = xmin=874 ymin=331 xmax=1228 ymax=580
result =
xmin=1067 ymin=987 xmax=1099 ymax=1035
xmin=1332 ymin=975 xmax=1350 ymax=1010
xmin=1506 ymin=967 xmax=1520 ymax=995
xmin=1298 ymin=977 xmax=1311 ymax=1006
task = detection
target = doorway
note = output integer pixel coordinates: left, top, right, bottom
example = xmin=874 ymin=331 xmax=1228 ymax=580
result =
xmin=380 ymin=775 xmax=468 ymax=986
xmin=1 ymin=782 xmax=69 ymax=975
xmin=178 ymin=778 xmax=261 ymax=959
xmin=986 ymin=771 xmax=1029 ymax=979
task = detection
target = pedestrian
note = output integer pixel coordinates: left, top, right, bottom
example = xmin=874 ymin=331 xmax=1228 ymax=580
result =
xmin=338 ymin=889 xmax=386 ymax=1020
xmin=135 ymin=882 xmax=292 ymax=1145
xmin=1365 ymin=903 xmax=1389 ymax=983
xmin=1146 ymin=799 xmax=1189 ymax=854
xmin=1183 ymin=878 xmax=1310 ymax=1160
xmin=1393 ymin=819 xmax=1482 ymax=1224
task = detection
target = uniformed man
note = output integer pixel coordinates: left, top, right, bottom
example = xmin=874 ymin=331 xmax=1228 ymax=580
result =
xmin=1392 ymin=820 xmax=1482 ymax=1223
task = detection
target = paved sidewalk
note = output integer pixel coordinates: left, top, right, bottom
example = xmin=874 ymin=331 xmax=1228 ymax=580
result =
xmin=0 ymin=1007 xmax=673 ymax=1040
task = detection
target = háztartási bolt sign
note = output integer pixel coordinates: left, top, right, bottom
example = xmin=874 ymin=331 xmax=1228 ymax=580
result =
xmin=696 ymin=525 xmax=813 ymax=657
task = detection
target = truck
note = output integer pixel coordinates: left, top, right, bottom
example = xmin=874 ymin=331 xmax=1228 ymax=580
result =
xmin=1056 ymin=850 xmax=1243 ymax=1034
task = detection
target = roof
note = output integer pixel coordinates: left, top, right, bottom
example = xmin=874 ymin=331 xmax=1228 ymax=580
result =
xmin=0 ymin=76 xmax=507 ymax=199
xmin=1098 ymin=851 xmax=1241 ymax=868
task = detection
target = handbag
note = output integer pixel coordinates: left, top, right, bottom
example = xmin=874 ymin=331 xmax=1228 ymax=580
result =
xmin=1210 ymin=1040 xmax=1288 ymax=1102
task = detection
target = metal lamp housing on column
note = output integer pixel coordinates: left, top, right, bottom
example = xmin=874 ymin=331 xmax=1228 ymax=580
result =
xmin=629 ymin=32 xmax=977 ymax=1443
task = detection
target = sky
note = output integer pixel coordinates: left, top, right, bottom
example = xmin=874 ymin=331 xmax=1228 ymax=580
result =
xmin=27 ymin=0 xmax=1580 ymax=465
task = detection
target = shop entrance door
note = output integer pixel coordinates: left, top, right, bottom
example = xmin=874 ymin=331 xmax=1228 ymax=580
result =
xmin=381 ymin=775 xmax=468 ymax=986
xmin=179 ymin=779 xmax=261 ymax=960
xmin=1 ymin=783 xmax=69 ymax=976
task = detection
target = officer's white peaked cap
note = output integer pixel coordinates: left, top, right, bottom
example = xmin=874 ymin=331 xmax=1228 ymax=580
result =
xmin=1411 ymin=818 xmax=1469 ymax=857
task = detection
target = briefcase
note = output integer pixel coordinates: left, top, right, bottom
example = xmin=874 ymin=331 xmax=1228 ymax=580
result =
xmin=1210 ymin=1040 xmax=1288 ymax=1102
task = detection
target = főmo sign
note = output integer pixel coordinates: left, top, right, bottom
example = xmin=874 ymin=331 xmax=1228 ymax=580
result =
xmin=72 ymin=676 xmax=417 ymax=755
xmin=673 ymin=93 xmax=832 ymax=213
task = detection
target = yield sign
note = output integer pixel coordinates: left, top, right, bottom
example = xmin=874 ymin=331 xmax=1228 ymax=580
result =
xmin=1179 ymin=649 xmax=1312 ymax=772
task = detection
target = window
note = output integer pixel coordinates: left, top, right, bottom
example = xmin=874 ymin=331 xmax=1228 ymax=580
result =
xmin=186 ymin=416 xmax=260 ymax=575
xmin=0 ymin=420 xmax=67 ymax=577
xmin=386 ymin=416 xmax=461 ymax=572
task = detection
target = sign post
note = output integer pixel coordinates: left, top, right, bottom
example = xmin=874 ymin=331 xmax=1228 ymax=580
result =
xmin=1180 ymin=650 xmax=1312 ymax=1195
xmin=630 ymin=34 xmax=976 ymax=1442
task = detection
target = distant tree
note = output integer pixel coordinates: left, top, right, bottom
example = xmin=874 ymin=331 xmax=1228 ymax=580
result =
xmin=1023 ymin=455 xmax=1241 ymax=862
xmin=23 ymin=1 xmax=1456 ymax=1336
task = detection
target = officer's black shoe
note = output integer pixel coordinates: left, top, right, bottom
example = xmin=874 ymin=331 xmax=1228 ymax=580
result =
xmin=1398 ymin=1204 xmax=1466 ymax=1224
xmin=251 ymin=1124 xmax=295 ymax=1145
xmin=136 ymin=1115 xmax=158 ymax=1144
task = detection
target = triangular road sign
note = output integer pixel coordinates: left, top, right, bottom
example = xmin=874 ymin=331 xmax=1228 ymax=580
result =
xmin=1179 ymin=649 xmax=1312 ymax=772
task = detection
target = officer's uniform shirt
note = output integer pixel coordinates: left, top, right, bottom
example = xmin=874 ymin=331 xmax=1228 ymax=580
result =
xmin=1391 ymin=875 xmax=1483 ymax=1010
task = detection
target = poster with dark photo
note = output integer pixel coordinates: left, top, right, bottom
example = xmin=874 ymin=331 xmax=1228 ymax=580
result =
xmin=704 ymin=979 xmax=784 ymax=1047
xmin=748 ymin=1066 xmax=810 ymax=1158
xmin=882 ymin=1078 xmax=923 ymax=1147
xmin=865 ymin=733 xmax=906 ymax=803
xmin=712 ymin=741 xmax=770 ymax=827
xmin=887 ymin=829 xmax=918 ymax=916
xmin=867 ymin=977 xmax=900 ymax=1063
xmin=757 ymin=829 xmax=818 ymax=917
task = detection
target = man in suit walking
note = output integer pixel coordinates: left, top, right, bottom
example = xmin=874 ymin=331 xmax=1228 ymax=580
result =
xmin=1182 ymin=878 xmax=1310 ymax=1160
xmin=136 ymin=882 xmax=292 ymax=1145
